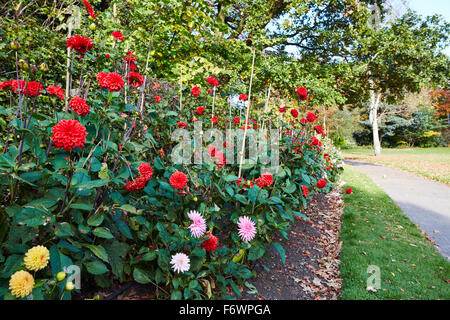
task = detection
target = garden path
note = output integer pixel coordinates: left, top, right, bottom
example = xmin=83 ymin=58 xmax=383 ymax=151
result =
xmin=345 ymin=160 xmax=450 ymax=260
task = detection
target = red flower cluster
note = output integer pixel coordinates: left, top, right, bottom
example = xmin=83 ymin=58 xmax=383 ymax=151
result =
xmin=124 ymin=51 xmax=137 ymax=71
xmin=97 ymin=72 xmax=124 ymax=92
xmin=314 ymin=125 xmax=323 ymax=134
xmin=239 ymin=94 xmax=248 ymax=101
xmin=234 ymin=116 xmax=240 ymax=125
xmin=66 ymin=35 xmax=94 ymax=54
xmin=125 ymin=162 xmax=153 ymax=192
xmin=255 ymin=173 xmax=274 ymax=188
xmin=296 ymin=87 xmax=308 ymax=100
xmin=299 ymin=118 xmax=308 ymax=125
xmin=155 ymin=95 xmax=162 ymax=103
xmin=46 ymin=85 xmax=65 ymax=100
xmin=0 ymin=80 xmax=12 ymax=90
xmin=205 ymin=77 xmax=219 ymax=87
xmin=310 ymin=137 xmax=319 ymax=146
xmin=51 ymin=119 xmax=87 ymax=151
xmin=301 ymin=185 xmax=309 ymax=198
xmin=317 ymin=179 xmax=327 ymax=189
xmin=126 ymin=72 xmax=144 ymax=88
xmin=235 ymin=177 xmax=254 ymax=189
xmin=279 ymin=106 xmax=287 ymax=113
xmin=11 ymin=80 xmax=43 ymax=97
xmin=345 ymin=188 xmax=353 ymax=194
xmin=306 ymin=112 xmax=316 ymax=122
xmin=69 ymin=97 xmax=90 ymax=116
xmin=169 ymin=170 xmax=188 ymax=190
xmin=291 ymin=109 xmax=299 ymax=118
xmin=196 ymin=106 xmax=205 ymax=115
xmin=111 ymin=31 xmax=124 ymax=41
xmin=82 ymin=0 xmax=98 ymax=18
xmin=201 ymin=233 xmax=219 ymax=252
xmin=191 ymin=86 xmax=201 ymax=97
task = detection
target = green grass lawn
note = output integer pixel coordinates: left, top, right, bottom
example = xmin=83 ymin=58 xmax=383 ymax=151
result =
xmin=340 ymin=165 xmax=450 ymax=300
xmin=342 ymin=147 xmax=450 ymax=184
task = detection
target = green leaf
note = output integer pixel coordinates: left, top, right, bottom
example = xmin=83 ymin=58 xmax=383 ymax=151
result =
xmin=87 ymin=211 xmax=104 ymax=226
xmin=85 ymin=260 xmax=109 ymax=275
xmin=133 ymin=268 xmax=152 ymax=284
xmin=70 ymin=203 xmax=94 ymax=211
xmin=271 ymin=242 xmax=286 ymax=265
xmin=92 ymin=227 xmax=114 ymax=239
xmin=83 ymin=244 xmax=109 ymax=262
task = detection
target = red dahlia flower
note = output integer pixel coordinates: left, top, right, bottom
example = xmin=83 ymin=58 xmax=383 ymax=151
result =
xmin=314 ymin=125 xmax=323 ymax=134
xmin=169 ymin=170 xmax=188 ymax=190
xmin=234 ymin=116 xmax=240 ymax=125
xmin=97 ymin=72 xmax=124 ymax=92
xmin=205 ymin=77 xmax=219 ymax=87
xmin=301 ymin=185 xmax=309 ymax=198
xmin=191 ymin=86 xmax=201 ymax=97
xmin=279 ymin=106 xmax=287 ymax=113
xmin=0 ymin=80 xmax=12 ymax=90
xmin=69 ymin=97 xmax=90 ymax=116
xmin=177 ymin=122 xmax=187 ymax=128
xmin=212 ymin=116 xmax=218 ymax=124
xmin=299 ymin=118 xmax=308 ymax=125
xmin=51 ymin=119 xmax=87 ymax=151
xmin=239 ymin=94 xmax=248 ymax=101
xmin=207 ymin=145 xmax=217 ymax=157
xmin=47 ymin=85 xmax=65 ymax=100
xmin=345 ymin=188 xmax=353 ymax=194
xmin=125 ymin=176 xmax=147 ymax=191
xmin=201 ymin=233 xmax=219 ymax=252
xmin=306 ymin=112 xmax=316 ymax=122
xmin=111 ymin=31 xmax=124 ymax=41
xmin=310 ymin=137 xmax=319 ymax=146
xmin=66 ymin=35 xmax=94 ymax=54
xmin=291 ymin=109 xmax=299 ymax=118
xmin=155 ymin=95 xmax=161 ymax=103
xmin=317 ymin=179 xmax=327 ymax=189
xmin=82 ymin=0 xmax=98 ymax=18
xmin=196 ymin=106 xmax=205 ymax=115
xmin=138 ymin=162 xmax=153 ymax=181
xmin=126 ymin=72 xmax=144 ymax=88
xmin=296 ymin=87 xmax=308 ymax=100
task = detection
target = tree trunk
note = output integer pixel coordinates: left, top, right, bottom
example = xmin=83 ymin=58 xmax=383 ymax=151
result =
xmin=369 ymin=90 xmax=382 ymax=156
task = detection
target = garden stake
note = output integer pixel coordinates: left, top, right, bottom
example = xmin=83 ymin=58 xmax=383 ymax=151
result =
xmin=238 ymin=47 xmax=256 ymax=178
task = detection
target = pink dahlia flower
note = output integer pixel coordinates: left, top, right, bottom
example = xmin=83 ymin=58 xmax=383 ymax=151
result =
xmin=188 ymin=210 xmax=206 ymax=238
xmin=170 ymin=253 xmax=190 ymax=273
xmin=237 ymin=216 xmax=256 ymax=242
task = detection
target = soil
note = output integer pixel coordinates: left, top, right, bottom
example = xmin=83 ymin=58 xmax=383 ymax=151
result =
xmin=240 ymin=190 xmax=343 ymax=300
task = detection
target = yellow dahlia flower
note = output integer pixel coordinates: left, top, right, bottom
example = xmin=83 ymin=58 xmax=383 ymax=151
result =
xmin=9 ymin=270 xmax=35 ymax=298
xmin=24 ymin=245 xmax=50 ymax=271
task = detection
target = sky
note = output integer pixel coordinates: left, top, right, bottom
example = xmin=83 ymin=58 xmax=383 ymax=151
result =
xmin=407 ymin=0 xmax=450 ymax=56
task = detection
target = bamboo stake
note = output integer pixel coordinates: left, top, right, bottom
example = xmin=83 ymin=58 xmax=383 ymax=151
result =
xmin=211 ymin=86 xmax=216 ymax=128
xmin=179 ymin=66 xmax=183 ymax=112
xmin=238 ymin=48 xmax=256 ymax=178
xmin=64 ymin=23 xmax=73 ymax=112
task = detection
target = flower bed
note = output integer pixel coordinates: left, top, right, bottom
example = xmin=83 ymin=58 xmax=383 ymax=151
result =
xmin=0 ymin=2 xmax=343 ymax=300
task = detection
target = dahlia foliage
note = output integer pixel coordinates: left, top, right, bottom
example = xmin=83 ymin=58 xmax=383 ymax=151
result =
xmin=0 ymin=2 xmax=344 ymax=300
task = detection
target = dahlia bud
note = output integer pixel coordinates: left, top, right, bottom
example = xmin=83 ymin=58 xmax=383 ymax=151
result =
xmin=56 ymin=272 xmax=66 ymax=282
xmin=30 ymin=64 xmax=37 ymax=73
xmin=65 ymin=281 xmax=75 ymax=291
xmin=39 ymin=62 xmax=48 ymax=72
xmin=9 ymin=41 xmax=20 ymax=50
xmin=89 ymin=23 xmax=96 ymax=31
xmin=193 ymin=196 xmax=198 ymax=202
xmin=18 ymin=59 xmax=30 ymax=71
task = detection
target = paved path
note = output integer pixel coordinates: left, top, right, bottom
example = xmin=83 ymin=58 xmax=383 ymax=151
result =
xmin=345 ymin=160 xmax=450 ymax=260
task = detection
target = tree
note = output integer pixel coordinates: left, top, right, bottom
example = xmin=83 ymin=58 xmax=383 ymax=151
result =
xmin=345 ymin=8 xmax=449 ymax=155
